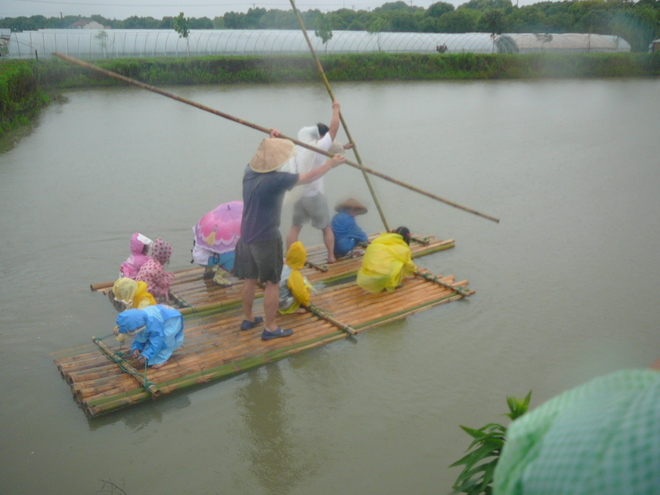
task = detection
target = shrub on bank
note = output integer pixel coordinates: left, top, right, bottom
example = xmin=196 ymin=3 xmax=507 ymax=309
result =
xmin=0 ymin=61 xmax=50 ymax=136
xmin=28 ymin=52 xmax=660 ymax=88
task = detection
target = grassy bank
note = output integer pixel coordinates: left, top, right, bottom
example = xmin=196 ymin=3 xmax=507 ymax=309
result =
xmin=35 ymin=52 xmax=660 ymax=87
xmin=2 ymin=52 xmax=659 ymax=136
xmin=0 ymin=60 xmax=50 ymax=136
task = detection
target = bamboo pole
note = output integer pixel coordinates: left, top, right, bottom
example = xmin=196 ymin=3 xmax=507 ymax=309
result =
xmin=305 ymin=303 xmax=357 ymax=336
xmin=414 ymin=269 xmax=473 ymax=297
xmin=53 ymin=53 xmax=499 ymax=224
xmin=92 ymin=336 xmax=161 ymax=398
xmin=90 ymin=281 xmax=114 ymax=291
xmin=305 ymin=260 xmax=328 ymax=272
xmin=289 ymin=0 xmax=390 ymax=231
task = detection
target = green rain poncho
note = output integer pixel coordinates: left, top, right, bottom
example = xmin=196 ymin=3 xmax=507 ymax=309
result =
xmin=494 ymin=369 xmax=660 ymax=495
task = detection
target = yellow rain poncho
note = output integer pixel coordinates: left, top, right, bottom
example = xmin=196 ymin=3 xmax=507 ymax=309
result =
xmin=356 ymin=233 xmax=416 ymax=294
xmin=113 ymin=278 xmax=157 ymax=310
xmin=279 ymin=242 xmax=312 ymax=314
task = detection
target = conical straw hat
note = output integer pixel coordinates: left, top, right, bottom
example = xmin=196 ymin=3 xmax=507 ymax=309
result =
xmin=249 ymin=138 xmax=295 ymax=173
xmin=335 ymin=198 xmax=368 ymax=215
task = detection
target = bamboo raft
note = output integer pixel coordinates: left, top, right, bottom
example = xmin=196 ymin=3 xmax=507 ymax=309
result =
xmin=54 ymin=234 xmax=473 ymax=418
xmin=90 ymin=234 xmax=455 ymax=315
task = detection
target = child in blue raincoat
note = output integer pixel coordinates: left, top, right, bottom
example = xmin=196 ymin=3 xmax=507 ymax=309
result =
xmin=331 ymin=198 xmax=369 ymax=258
xmin=114 ymin=305 xmax=184 ymax=369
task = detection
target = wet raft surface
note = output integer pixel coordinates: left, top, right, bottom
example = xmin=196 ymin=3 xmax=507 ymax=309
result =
xmin=55 ymin=235 xmax=472 ymax=417
xmin=91 ymin=235 xmax=456 ymax=314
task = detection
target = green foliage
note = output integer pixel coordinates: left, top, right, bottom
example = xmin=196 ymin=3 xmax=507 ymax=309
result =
xmin=375 ymin=1 xmax=417 ymax=13
xmin=1 ymin=0 xmax=659 ymax=51
xmin=427 ymin=2 xmax=455 ymax=18
xmin=95 ymin=30 xmax=110 ymax=58
xmin=461 ymin=0 xmax=513 ymax=12
xmin=367 ymin=17 xmax=389 ymax=34
xmin=390 ymin=12 xmax=423 ymax=32
xmin=173 ymin=12 xmax=190 ymax=39
xmin=315 ymin=14 xmax=334 ymax=45
xmin=480 ymin=10 xmax=507 ymax=34
xmin=438 ymin=8 xmax=482 ymax=33
xmin=450 ymin=391 xmax=532 ymax=495
xmin=0 ymin=61 xmax=49 ymax=136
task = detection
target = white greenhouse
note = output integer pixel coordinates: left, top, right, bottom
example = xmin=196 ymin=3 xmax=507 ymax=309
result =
xmin=4 ymin=29 xmax=630 ymax=60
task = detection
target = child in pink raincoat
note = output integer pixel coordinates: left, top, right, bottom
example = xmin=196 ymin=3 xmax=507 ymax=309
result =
xmin=119 ymin=233 xmax=152 ymax=279
xmin=136 ymin=238 xmax=174 ymax=302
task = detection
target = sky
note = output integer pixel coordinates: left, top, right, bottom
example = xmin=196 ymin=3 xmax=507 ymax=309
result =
xmin=2 ymin=0 xmax=542 ymax=20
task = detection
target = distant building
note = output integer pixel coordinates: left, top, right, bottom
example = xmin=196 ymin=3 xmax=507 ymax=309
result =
xmin=69 ymin=20 xmax=108 ymax=29
xmin=650 ymin=39 xmax=660 ymax=53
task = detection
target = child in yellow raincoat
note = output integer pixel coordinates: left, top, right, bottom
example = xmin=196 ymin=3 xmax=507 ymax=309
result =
xmin=356 ymin=227 xmax=416 ymax=294
xmin=110 ymin=277 xmax=157 ymax=343
xmin=111 ymin=277 xmax=157 ymax=311
xmin=279 ymin=242 xmax=313 ymax=314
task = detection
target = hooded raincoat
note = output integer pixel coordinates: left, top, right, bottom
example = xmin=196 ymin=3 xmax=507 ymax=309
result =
xmin=356 ymin=233 xmax=416 ymax=294
xmin=136 ymin=238 xmax=174 ymax=300
xmin=112 ymin=277 xmax=157 ymax=310
xmin=120 ymin=233 xmax=152 ymax=279
xmin=116 ymin=305 xmax=184 ymax=366
xmin=279 ymin=242 xmax=313 ymax=314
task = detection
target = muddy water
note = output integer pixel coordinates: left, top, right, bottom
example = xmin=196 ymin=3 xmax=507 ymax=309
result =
xmin=1 ymin=78 xmax=659 ymax=494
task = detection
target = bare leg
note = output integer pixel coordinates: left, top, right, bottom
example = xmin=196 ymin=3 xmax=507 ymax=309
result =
xmin=242 ymin=278 xmax=257 ymax=321
xmin=263 ymin=280 xmax=280 ymax=332
xmin=323 ymin=225 xmax=336 ymax=263
xmin=286 ymin=225 xmax=302 ymax=250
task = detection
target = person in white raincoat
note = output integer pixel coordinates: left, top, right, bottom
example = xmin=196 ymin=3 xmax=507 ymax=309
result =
xmin=285 ymin=100 xmax=353 ymax=264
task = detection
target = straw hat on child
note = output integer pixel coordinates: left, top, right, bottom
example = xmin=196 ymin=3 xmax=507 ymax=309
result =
xmin=250 ymin=138 xmax=296 ymax=173
xmin=335 ymin=198 xmax=368 ymax=215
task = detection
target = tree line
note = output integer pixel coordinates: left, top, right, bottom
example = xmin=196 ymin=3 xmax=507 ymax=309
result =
xmin=1 ymin=0 xmax=658 ymax=51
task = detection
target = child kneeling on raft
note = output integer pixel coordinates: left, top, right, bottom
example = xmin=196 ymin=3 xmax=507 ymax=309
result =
xmin=114 ymin=304 xmax=184 ymax=369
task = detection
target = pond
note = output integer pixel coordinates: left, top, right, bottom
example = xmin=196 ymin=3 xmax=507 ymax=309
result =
xmin=1 ymin=78 xmax=659 ymax=494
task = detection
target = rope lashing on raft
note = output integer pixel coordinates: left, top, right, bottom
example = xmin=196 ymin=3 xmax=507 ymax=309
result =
xmin=413 ymin=270 xmax=471 ymax=297
xmin=410 ymin=236 xmax=431 ymax=245
xmin=305 ymin=260 xmax=328 ymax=272
xmin=305 ymin=303 xmax=357 ymax=336
xmin=169 ymin=291 xmax=193 ymax=309
xmin=92 ymin=335 xmax=161 ymax=398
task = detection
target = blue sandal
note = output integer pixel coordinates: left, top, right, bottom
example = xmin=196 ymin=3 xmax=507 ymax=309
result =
xmin=261 ymin=327 xmax=293 ymax=341
xmin=240 ymin=316 xmax=264 ymax=331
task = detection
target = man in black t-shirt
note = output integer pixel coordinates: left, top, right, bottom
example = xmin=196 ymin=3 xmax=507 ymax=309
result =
xmin=233 ymin=130 xmax=346 ymax=341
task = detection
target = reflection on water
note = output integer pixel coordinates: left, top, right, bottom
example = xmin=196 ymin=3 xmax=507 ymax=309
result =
xmin=87 ymin=393 xmax=192 ymax=432
xmin=236 ymin=367 xmax=319 ymax=494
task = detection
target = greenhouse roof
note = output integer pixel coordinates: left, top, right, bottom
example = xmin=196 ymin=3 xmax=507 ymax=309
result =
xmin=7 ymin=29 xmax=630 ymax=59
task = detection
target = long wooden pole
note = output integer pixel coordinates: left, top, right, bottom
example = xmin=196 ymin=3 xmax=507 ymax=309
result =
xmin=92 ymin=336 xmax=161 ymax=398
xmin=289 ymin=0 xmax=390 ymax=231
xmin=54 ymin=53 xmax=499 ymax=223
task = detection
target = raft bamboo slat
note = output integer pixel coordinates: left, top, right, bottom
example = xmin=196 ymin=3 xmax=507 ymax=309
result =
xmin=91 ymin=234 xmax=455 ymax=315
xmin=55 ymin=264 xmax=473 ymax=418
